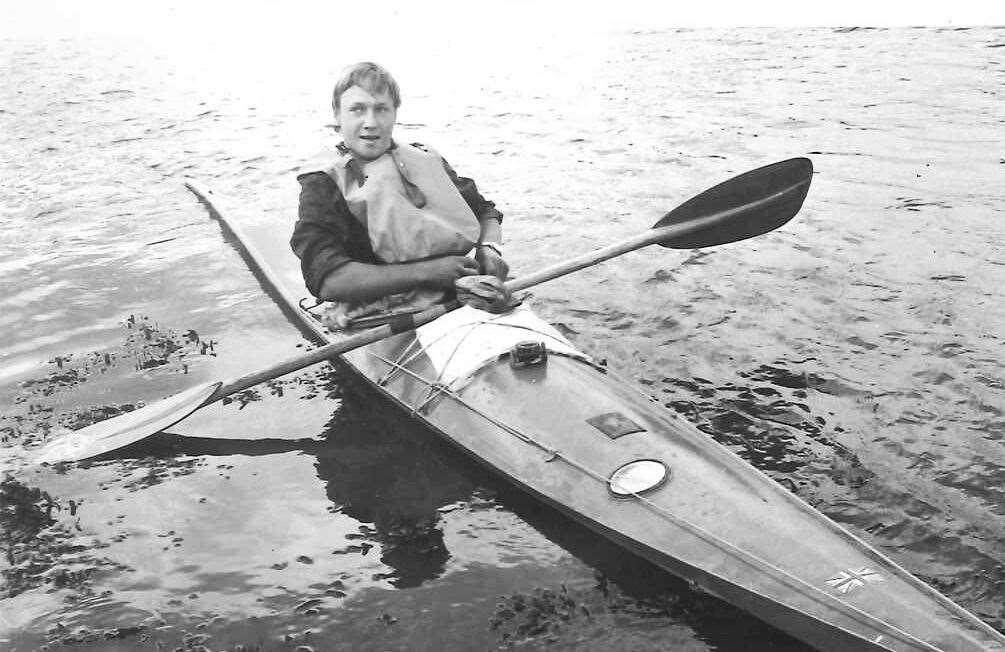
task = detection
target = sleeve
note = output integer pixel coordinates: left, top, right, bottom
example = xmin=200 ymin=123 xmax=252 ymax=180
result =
xmin=440 ymin=158 xmax=504 ymax=223
xmin=290 ymin=172 xmax=369 ymax=298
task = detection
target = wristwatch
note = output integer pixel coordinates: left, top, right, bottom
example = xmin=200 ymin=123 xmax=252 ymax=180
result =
xmin=477 ymin=241 xmax=504 ymax=256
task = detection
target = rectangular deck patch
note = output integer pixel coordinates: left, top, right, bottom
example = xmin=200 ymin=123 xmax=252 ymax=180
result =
xmin=587 ymin=412 xmax=646 ymax=439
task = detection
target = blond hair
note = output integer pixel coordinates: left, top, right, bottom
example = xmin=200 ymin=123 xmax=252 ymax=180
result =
xmin=332 ymin=62 xmax=401 ymax=112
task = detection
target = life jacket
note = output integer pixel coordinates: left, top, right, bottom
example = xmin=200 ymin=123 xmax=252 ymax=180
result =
xmin=306 ymin=141 xmax=481 ymax=328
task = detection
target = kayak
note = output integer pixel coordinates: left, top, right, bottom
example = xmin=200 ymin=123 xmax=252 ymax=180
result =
xmin=184 ymin=180 xmax=1005 ymax=652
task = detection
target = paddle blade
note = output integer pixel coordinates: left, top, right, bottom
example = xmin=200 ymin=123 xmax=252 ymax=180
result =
xmin=33 ymin=382 xmax=222 ymax=464
xmin=654 ymin=157 xmax=812 ymax=248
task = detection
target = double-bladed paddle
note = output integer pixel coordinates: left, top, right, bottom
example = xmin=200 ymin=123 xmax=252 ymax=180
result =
xmin=33 ymin=157 xmax=812 ymax=464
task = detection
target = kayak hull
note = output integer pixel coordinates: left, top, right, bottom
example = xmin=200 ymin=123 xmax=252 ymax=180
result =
xmin=341 ymin=337 xmax=999 ymax=652
xmin=186 ymin=181 xmax=1005 ymax=652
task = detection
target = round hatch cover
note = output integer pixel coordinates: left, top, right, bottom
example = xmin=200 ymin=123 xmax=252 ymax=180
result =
xmin=608 ymin=459 xmax=669 ymax=497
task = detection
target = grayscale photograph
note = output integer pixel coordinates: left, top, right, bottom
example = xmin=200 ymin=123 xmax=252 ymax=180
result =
xmin=1 ymin=2 xmax=1003 ymax=651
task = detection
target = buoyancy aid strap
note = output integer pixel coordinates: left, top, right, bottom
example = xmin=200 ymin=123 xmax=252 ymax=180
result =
xmin=297 ymin=148 xmax=346 ymax=182
xmin=300 ymin=142 xmax=473 ymax=222
xmin=300 ymin=143 xmax=439 ymax=201
xmin=390 ymin=145 xmax=428 ymax=208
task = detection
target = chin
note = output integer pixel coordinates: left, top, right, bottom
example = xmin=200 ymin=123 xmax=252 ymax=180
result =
xmin=355 ymin=144 xmax=389 ymax=160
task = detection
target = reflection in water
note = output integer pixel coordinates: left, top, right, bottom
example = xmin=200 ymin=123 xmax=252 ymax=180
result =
xmin=312 ymin=402 xmax=463 ymax=590
xmin=116 ymin=393 xmax=463 ymax=590
xmin=106 ymin=382 xmax=810 ymax=651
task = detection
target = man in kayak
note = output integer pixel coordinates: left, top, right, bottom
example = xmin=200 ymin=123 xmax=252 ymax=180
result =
xmin=291 ymin=61 xmax=509 ymax=328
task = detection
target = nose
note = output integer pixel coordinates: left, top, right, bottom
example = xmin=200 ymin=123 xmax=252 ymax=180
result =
xmin=361 ymin=109 xmax=378 ymax=129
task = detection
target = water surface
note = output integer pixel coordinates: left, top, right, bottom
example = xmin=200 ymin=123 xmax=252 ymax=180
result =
xmin=1 ymin=21 xmax=1003 ymax=652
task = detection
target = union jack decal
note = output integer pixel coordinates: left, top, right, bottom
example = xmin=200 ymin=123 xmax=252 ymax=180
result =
xmin=826 ymin=567 xmax=884 ymax=594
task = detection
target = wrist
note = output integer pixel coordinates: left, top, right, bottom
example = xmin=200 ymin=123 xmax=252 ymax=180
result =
xmin=477 ymin=241 xmax=503 ymax=256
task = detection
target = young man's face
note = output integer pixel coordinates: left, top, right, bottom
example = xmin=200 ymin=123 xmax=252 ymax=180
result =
xmin=335 ymin=85 xmax=397 ymax=161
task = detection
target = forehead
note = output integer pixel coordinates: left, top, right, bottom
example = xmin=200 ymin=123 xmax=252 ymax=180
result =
xmin=339 ymin=84 xmax=394 ymax=107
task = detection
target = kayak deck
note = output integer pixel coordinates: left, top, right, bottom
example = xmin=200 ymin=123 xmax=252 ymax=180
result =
xmin=348 ymin=322 xmax=999 ymax=652
xmin=185 ymin=181 xmax=1005 ymax=652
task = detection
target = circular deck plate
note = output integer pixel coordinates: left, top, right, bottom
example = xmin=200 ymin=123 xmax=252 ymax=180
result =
xmin=609 ymin=459 xmax=670 ymax=497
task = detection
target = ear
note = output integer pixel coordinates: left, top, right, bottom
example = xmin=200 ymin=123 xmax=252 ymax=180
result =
xmin=332 ymin=120 xmax=341 ymax=133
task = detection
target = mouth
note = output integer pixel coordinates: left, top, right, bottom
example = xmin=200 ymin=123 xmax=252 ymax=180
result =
xmin=359 ymin=135 xmax=381 ymax=143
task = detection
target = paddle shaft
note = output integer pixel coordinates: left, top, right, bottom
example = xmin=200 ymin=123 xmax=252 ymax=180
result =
xmin=204 ymin=205 xmax=740 ymax=406
xmin=206 ymin=302 xmax=452 ymax=403
xmin=508 ymin=180 xmax=795 ymax=293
